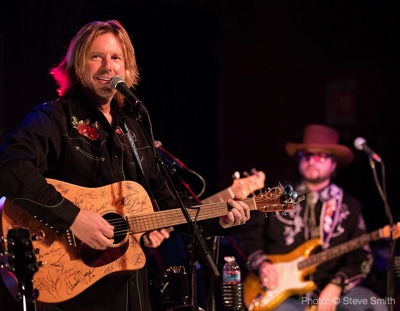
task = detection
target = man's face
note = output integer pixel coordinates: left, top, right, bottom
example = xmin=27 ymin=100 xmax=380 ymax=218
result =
xmin=83 ymin=32 xmax=126 ymax=104
xmin=298 ymin=149 xmax=337 ymax=184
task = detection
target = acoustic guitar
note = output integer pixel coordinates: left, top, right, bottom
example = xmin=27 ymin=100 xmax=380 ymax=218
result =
xmin=0 ymin=176 xmax=298 ymax=305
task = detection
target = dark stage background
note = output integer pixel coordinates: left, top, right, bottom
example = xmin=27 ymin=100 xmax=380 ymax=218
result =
xmin=1 ymin=0 xmax=400 ymax=308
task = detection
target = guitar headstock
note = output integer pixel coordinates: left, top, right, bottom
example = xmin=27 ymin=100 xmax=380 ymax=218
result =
xmin=382 ymin=223 xmax=400 ymax=240
xmin=253 ymin=183 xmax=305 ymax=214
xmin=6 ymin=227 xmax=39 ymax=303
xmin=230 ymin=170 xmax=266 ymax=199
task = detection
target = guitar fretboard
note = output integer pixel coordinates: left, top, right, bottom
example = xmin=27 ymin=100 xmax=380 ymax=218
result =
xmin=298 ymin=229 xmax=382 ymax=270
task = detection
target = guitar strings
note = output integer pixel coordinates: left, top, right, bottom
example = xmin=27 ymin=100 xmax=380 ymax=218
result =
xmin=102 ymin=192 xmax=293 ymax=239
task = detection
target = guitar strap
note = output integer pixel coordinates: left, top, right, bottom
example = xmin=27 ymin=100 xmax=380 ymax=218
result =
xmin=122 ymin=121 xmax=145 ymax=176
xmin=121 ymin=121 xmax=155 ymax=200
xmin=121 ymin=120 xmax=164 ymax=215
xmin=319 ymin=184 xmax=343 ymax=249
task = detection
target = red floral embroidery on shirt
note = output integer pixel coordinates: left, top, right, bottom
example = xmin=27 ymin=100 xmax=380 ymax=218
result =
xmin=71 ymin=116 xmax=100 ymax=141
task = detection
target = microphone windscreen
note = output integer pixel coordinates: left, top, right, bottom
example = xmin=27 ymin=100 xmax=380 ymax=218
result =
xmin=109 ymin=76 xmax=124 ymax=90
xmin=353 ymin=137 xmax=366 ymax=150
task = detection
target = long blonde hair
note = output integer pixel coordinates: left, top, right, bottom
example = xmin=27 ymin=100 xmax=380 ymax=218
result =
xmin=50 ymin=20 xmax=139 ymax=105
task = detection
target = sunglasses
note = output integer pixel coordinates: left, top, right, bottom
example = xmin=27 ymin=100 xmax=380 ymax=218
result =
xmin=298 ymin=151 xmax=332 ymax=163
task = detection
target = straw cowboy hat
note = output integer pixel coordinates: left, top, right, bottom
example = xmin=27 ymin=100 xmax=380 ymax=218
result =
xmin=285 ymin=124 xmax=354 ymax=167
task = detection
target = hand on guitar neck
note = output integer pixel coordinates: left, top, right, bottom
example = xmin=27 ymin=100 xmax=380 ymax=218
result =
xmin=0 ymin=178 xmax=302 ymax=305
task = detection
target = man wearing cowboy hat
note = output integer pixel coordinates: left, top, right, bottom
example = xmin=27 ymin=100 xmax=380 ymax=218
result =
xmin=235 ymin=124 xmax=387 ymax=311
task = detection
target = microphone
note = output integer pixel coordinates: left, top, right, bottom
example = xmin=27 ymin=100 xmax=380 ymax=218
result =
xmin=154 ymin=140 xmax=189 ymax=170
xmin=353 ymin=137 xmax=382 ymax=163
xmin=109 ymin=76 xmax=148 ymax=115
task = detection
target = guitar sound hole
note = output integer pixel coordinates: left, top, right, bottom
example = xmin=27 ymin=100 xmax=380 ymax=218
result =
xmin=103 ymin=212 xmax=129 ymax=244
xmin=80 ymin=212 xmax=130 ymax=268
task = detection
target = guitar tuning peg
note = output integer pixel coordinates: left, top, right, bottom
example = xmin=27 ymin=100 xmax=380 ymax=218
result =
xmin=283 ymin=185 xmax=299 ymax=200
xmin=284 ymin=185 xmax=294 ymax=196
xmin=250 ymin=168 xmax=258 ymax=174
xmin=28 ymin=263 xmax=39 ymax=273
xmin=21 ymin=237 xmax=31 ymax=247
xmin=7 ymin=251 xmax=15 ymax=260
xmin=24 ymin=250 xmax=35 ymax=259
xmin=7 ymin=263 xmax=15 ymax=272
xmin=232 ymin=171 xmax=240 ymax=179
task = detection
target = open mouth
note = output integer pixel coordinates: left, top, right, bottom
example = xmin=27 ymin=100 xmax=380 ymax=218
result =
xmin=97 ymin=77 xmax=111 ymax=83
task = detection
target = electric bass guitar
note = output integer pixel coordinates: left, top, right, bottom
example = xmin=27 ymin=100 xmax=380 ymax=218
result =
xmin=0 ymin=177 xmax=295 ymax=305
xmin=1 ymin=227 xmax=39 ymax=311
xmin=243 ymin=224 xmax=400 ymax=311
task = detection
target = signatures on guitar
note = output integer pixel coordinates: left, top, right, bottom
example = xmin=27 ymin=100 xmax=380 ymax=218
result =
xmin=0 ymin=175 xmax=303 ymax=304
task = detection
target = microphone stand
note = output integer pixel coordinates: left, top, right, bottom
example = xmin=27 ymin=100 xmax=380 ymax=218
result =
xmin=122 ymin=97 xmax=219 ymax=311
xmin=162 ymin=163 xmax=215 ymax=311
xmin=368 ymin=157 xmax=395 ymax=310
xmin=175 ymin=170 xmax=219 ymax=311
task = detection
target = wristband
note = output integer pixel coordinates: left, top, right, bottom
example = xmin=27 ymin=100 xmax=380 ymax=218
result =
xmin=330 ymin=275 xmax=345 ymax=290
xmin=247 ymin=251 xmax=269 ymax=272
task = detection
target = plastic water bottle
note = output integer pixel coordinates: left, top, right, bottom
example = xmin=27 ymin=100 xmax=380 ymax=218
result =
xmin=221 ymin=256 xmax=243 ymax=310
xmin=222 ymin=256 xmax=241 ymax=284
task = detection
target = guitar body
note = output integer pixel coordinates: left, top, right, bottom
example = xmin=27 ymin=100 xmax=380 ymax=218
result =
xmin=244 ymin=239 xmax=321 ymax=311
xmin=243 ymin=224 xmax=400 ymax=311
xmin=1 ymin=175 xmax=296 ymax=306
xmin=0 ymin=179 xmax=154 ymax=304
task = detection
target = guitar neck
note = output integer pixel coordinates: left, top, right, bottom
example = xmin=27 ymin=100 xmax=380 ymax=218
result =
xmin=201 ymin=171 xmax=266 ymax=204
xmin=0 ymin=178 xmax=296 ymax=305
xmin=128 ymin=194 xmax=294 ymax=234
xmin=201 ymin=188 xmax=234 ymax=204
xmin=128 ymin=196 xmax=257 ymax=233
xmin=299 ymin=228 xmax=383 ymax=270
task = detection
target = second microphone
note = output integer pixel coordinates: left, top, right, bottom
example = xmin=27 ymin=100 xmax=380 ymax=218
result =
xmin=155 ymin=141 xmax=190 ymax=170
